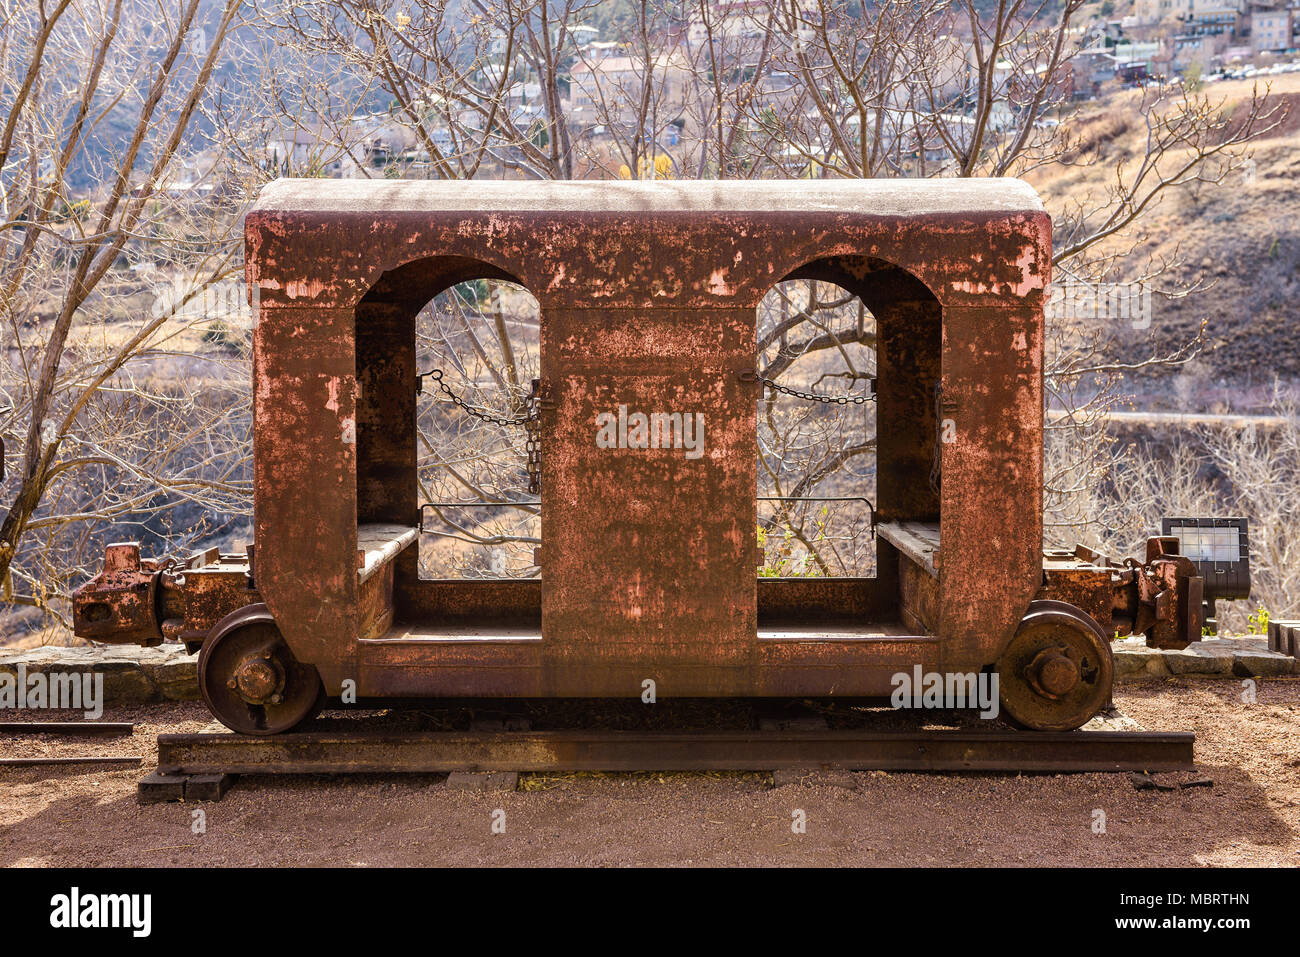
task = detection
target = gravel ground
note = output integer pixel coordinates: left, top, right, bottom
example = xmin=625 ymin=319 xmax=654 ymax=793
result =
xmin=2 ymin=677 xmax=1298 ymax=867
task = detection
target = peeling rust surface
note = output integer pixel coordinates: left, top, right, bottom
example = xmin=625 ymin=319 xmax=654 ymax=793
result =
xmin=73 ymin=544 xmax=258 ymax=649
xmin=84 ymin=179 xmax=1074 ymax=704
xmin=1037 ymin=540 xmax=1206 ymax=650
xmin=540 ymin=305 xmax=756 ymax=687
xmin=72 ymin=543 xmax=165 ymax=646
xmin=242 ymin=179 xmax=1051 ymax=695
xmin=937 ymin=303 xmax=1044 ymax=671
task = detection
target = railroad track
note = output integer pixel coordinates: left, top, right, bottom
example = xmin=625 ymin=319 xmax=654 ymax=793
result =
xmin=0 ymin=722 xmax=142 ymax=767
xmin=0 ymin=756 xmax=142 ymax=768
xmin=141 ymin=726 xmax=1196 ymax=802
xmin=0 ymin=721 xmax=135 ymax=736
xmin=0 ymin=712 xmax=1193 ymax=801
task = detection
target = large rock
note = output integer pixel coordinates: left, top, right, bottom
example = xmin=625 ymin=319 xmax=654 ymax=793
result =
xmin=1232 ymin=652 xmax=1299 ymax=678
xmin=1165 ymin=643 xmax=1236 ymax=675
xmin=0 ymin=643 xmax=199 ymax=704
xmin=1112 ymin=639 xmax=1163 ymax=677
xmin=140 ymin=648 xmax=201 ymax=701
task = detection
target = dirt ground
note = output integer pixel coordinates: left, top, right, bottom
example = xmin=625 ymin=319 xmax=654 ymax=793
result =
xmin=2 ymin=677 xmax=1299 ymax=867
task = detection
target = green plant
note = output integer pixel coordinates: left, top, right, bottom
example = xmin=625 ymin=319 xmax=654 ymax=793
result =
xmin=757 ymin=508 xmax=830 ymax=578
xmin=454 ymin=279 xmax=492 ymax=307
xmin=53 ymin=198 xmax=92 ymax=223
xmin=1247 ymin=606 xmax=1270 ymax=635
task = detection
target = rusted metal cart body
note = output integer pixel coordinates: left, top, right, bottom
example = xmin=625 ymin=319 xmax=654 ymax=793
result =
xmin=242 ymin=178 xmax=1047 ymax=698
xmin=80 ymin=178 xmax=1217 ymax=733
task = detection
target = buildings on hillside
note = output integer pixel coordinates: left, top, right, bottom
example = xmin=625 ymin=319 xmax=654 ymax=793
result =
xmin=1251 ymin=6 xmax=1295 ymax=50
xmin=254 ymin=1 xmax=1299 ymax=183
xmin=1130 ymin=0 xmax=1298 ymax=66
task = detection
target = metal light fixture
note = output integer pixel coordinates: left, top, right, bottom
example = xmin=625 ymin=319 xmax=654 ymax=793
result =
xmin=1161 ymin=517 xmax=1251 ymax=635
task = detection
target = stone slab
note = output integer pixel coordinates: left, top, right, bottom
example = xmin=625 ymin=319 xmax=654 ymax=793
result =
xmin=1112 ymin=635 xmax=1298 ymax=680
xmin=0 ymin=645 xmax=198 ymax=704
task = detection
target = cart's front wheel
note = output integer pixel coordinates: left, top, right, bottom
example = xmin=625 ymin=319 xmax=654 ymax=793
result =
xmin=198 ymin=604 xmax=324 ymax=735
xmin=996 ymin=600 xmax=1113 ymax=731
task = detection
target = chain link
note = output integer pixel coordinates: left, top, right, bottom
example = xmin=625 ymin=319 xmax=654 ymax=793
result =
xmin=524 ymin=405 xmax=541 ymax=495
xmin=743 ymin=370 xmax=876 ymax=405
xmin=418 ymin=369 xmax=535 ymax=427
xmin=419 ymin=369 xmax=542 ymax=494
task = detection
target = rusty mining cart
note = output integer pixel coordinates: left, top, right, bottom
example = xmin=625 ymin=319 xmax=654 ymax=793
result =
xmin=73 ymin=178 xmax=1208 ymax=735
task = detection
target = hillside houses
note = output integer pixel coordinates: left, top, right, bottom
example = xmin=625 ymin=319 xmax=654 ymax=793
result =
xmin=1127 ymin=0 xmax=1299 ymax=66
xmin=567 ymin=52 xmax=694 ymax=141
xmin=246 ymin=0 xmax=1298 ymax=184
xmin=265 ymin=115 xmax=420 ymax=178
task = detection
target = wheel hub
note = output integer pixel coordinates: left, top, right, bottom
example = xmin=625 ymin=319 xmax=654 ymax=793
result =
xmin=233 ymin=653 xmax=283 ymax=703
xmin=996 ymin=600 xmax=1114 ymax=732
xmin=1027 ymin=647 xmax=1080 ymax=698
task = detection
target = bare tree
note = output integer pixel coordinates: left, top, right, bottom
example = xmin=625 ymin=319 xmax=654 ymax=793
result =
xmin=0 ymin=0 xmax=257 ymax=634
xmin=756 ymin=280 xmax=877 ymax=577
xmin=1059 ymin=393 xmax=1300 ymax=634
xmin=280 ymin=1 xmax=1285 ymax=582
xmin=758 ymin=1 xmax=1281 ymax=550
xmin=416 ymin=281 xmax=541 ymax=579
xmin=3 ymin=0 xmax=1287 ymax=629
xmin=276 ymin=0 xmax=602 ymax=180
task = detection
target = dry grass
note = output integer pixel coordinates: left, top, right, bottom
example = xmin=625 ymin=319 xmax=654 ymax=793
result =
xmin=1027 ymin=74 xmax=1300 ymax=393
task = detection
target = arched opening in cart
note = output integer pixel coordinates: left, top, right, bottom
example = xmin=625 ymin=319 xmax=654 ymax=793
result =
xmin=755 ymin=255 xmax=942 ymax=637
xmin=755 ymin=278 xmax=879 ymax=580
xmin=415 ymin=280 xmax=541 ymax=582
xmin=353 ymin=256 xmax=543 ymax=642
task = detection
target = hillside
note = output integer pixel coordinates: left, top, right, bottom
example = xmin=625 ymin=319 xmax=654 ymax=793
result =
xmin=1026 ymin=73 xmax=1300 ymax=411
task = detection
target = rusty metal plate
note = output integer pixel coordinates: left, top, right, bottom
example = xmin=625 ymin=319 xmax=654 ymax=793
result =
xmin=541 ymin=307 xmax=756 ymax=693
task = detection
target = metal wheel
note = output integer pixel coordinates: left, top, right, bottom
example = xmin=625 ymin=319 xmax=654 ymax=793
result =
xmin=198 ymin=604 xmax=324 ymax=735
xmin=996 ymin=600 xmax=1114 ymax=732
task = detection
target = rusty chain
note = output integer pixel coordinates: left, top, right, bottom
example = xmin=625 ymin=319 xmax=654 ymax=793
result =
xmin=418 ymin=369 xmax=534 ymax=427
xmin=742 ymin=370 xmax=876 ymax=405
xmin=418 ymin=369 xmax=542 ymax=493
xmin=523 ymin=389 xmax=541 ymax=494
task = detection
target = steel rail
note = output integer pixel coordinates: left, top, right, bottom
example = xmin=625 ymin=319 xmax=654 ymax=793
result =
xmin=0 ymin=721 xmax=136 ymax=736
xmin=157 ymin=729 xmax=1195 ymax=776
xmin=0 ymin=756 xmax=143 ymax=767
